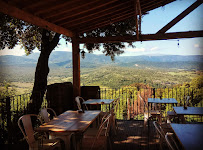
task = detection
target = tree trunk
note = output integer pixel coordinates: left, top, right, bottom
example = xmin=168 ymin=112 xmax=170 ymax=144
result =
xmin=28 ymin=29 xmax=60 ymax=114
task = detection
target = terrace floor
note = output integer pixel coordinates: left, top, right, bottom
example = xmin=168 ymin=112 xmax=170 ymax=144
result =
xmin=3 ymin=120 xmax=169 ymax=150
xmin=112 ymin=120 xmax=169 ymax=150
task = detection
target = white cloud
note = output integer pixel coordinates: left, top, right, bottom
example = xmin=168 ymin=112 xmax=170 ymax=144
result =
xmin=150 ymin=47 xmax=158 ymax=51
xmin=55 ymin=43 xmax=72 ymax=52
xmin=60 ymin=47 xmax=72 ymax=52
xmin=126 ymin=47 xmax=145 ymax=52
xmin=194 ymin=44 xmax=199 ymax=48
xmin=0 ymin=46 xmax=25 ymax=56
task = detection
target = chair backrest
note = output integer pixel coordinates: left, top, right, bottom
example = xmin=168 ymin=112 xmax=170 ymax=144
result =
xmin=165 ymin=132 xmax=180 ymax=150
xmin=91 ymin=113 xmax=112 ymax=150
xmin=153 ymin=121 xmax=165 ymax=139
xmin=139 ymin=95 xmax=148 ymax=110
xmin=185 ymin=96 xmax=190 ymax=106
xmin=113 ymin=98 xmax=120 ymax=112
xmin=40 ymin=108 xmax=57 ymax=123
xmin=75 ymin=96 xmax=88 ymax=110
xmin=18 ymin=114 xmax=42 ymax=146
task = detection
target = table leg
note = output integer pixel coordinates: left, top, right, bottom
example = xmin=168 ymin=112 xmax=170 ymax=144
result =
xmin=51 ymin=133 xmax=72 ymax=150
xmin=179 ymin=115 xmax=186 ymax=124
xmin=148 ymin=103 xmax=149 ymax=128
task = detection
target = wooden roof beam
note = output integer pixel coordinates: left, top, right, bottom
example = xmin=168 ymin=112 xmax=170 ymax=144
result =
xmin=76 ymin=11 xmax=134 ymax=33
xmin=0 ymin=1 xmax=74 ymax=37
xmin=78 ymin=31 xmax=203 ymax=43
xmin=62 ymin=4 xmax=132 ymax=28
xmin=157 ymin=0 xmax=203 ymax=34
xmin=46 ymin=0 xmax=118 ymax=22
xmin=133 ymin=0 xmax=142 ymax=40
xmin=57 ymin=1 xmax=131 ymax=26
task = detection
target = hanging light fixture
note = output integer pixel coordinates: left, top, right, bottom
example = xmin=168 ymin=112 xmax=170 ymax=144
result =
xmin=80 ymin=49 xmax=85 ymax=59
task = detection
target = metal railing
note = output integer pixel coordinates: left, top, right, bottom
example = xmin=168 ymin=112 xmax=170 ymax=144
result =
xmin=0 ymin=92 xmax=47 ymax=144
xmin=0 ymin=87 xmax=202 ymax=144
xmin=100 ymin=87 xmax=203 ymax=121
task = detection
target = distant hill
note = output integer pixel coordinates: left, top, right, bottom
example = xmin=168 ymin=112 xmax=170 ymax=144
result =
xmin=116 ymin=55 xmax=203 ymax=63
xmin=0 ymin=51 xmax=202 ymax=70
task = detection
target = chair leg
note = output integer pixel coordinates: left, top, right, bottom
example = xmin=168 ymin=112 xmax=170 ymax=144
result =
xmin=144 ymin=117 xmax=148 ymax=128
xmin=144 ymin=113 xmax=148 ymax=128
xmin=158 ymin=114 xmax=162 ymax=124
xmin=108 ymin=137 xmax=112 ymax=150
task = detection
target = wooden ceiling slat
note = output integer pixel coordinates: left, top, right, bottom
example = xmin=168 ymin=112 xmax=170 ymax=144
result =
xmin=56 ymin=0 xmax=132 ymax=26
xmin=69 ymin=9 xmax=133 ymax=31
xmin=22 ymin=0 xmax=52 ymax=11
xmin=34 ymin=0 xmax=83 ymax=16
xmin=0 ymin=0 xmax=178 ymax=37
xmin=75 ymin=11 xmax=135 ymax=33
xmin=141 ymin=0 xmax=166 ymax=12
xmin=0 ymin=1 xmax=74 ymax=37
xmin=46 ymin=0 xmax=119 ymax=23
xmin=60 ymin=3 xmax=133 ymax=28
xmin=8 ymin=0 xmax=39 ymax=9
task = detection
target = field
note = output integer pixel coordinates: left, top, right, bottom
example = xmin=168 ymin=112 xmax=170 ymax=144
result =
xmin=0 ymin=64 xmax=201 ymax=96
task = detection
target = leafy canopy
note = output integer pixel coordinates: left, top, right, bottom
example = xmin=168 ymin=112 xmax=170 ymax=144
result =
xmin=0 ymin=12 xmax=138 ymax=59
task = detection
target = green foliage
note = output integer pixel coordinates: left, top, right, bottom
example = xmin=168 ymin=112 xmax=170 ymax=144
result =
xmin=80 ymin=66 xmax=198 ymax=89
xmin=80 ymin=18 xmax=137 ymax=60
xmin=190 ymin=75 xmax=203 ymax=89
xmin=0 ymin=81 xmax=16 ymax=99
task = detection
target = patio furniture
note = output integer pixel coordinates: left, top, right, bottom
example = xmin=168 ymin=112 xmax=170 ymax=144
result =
xmin=112 ymin=98 xmax=120 ymax=135
xmin=173 ymin=106 xmax=203 ymax=123
xmin=165 ymin=132 xmax=180 ymax=150
xmin=39 ymin=108 xmax=57 ymax=123
xmin=139 ymin=95 xmax=161 ymax=127
xmin=148 ymin=97 xmax=178 ymax=125
xmin=75 ymin=96 xmax=88 ymax=111
xmin=18 ymin=114 xmax=61 ymax=150
xmin=167 ymin=96 xmax=190 ymax=123
xmin=153 ymin=121 xmax=173 ymax=150
xmin=82 ymin=113 xmax=112 ymax=150
xmin=35 ymin=110 xmax=101 ymax=150
xmin=170 ymin=123 xmax=203 ymax=150
xmin=83 ymin=99 xmax=115 ymax=111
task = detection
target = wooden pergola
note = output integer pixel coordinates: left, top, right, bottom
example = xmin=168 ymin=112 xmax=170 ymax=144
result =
xmin=0 ymin=0 xmax=202 ymax=97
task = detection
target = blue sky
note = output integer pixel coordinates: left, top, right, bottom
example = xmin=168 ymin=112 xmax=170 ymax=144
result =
xmin=0 ymin=0 xmax=202 ymax=56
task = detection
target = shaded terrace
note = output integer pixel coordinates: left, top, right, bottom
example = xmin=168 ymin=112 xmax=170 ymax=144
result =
xmin=0 ymin=0 xmax=203 ymax=149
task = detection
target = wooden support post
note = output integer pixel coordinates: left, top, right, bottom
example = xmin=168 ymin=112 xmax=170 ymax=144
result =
xmin=134 ymin=0 xmax=139 ymax=40
xmin=6 ymin=97 xmax=12 ymax=144
xmin=72 ymin=36 xmax=80 ymax=99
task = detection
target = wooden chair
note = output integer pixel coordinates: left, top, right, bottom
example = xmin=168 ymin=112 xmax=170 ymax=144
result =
xmin=82 ymin=113 xmax=112 ymax=150
xmin=39 ymin=108 xmax=57 ymax=123
xmin=111 ymin=98 xmax=120 ymax=135
xmin=165 ymin=132 xmax=180 ymax=150
xmin=18 ymin=114 xmax=61 ymax=150
xmin=167 ymin=96 xmax=190 ymax=123
xmin=153 ymin=121 xmax=173 ymax=150
xmin=100 ymin=98 xmax=119 ymax=135
xmin=75 ymin=96 xmax=88 ymax=111
xmin=139 ymin=95 xmax=161 ymax=127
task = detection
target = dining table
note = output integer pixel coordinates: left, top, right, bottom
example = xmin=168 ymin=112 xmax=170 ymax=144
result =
xmin=35 ymin=110 xmax=101 ymax=150
xmin=147 ymin=98 xmax=178 ymax=123
xmin=170 ymin=123 xmax=203 ymax=150
xmin=173 ymin=106 xmax=203 ymax=123
xmin=83 ymin=99 xmax=115 ymax=111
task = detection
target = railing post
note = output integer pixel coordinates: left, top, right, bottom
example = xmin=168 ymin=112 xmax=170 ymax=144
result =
xmin=6 ymin=97 xmax=12 ymax=144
